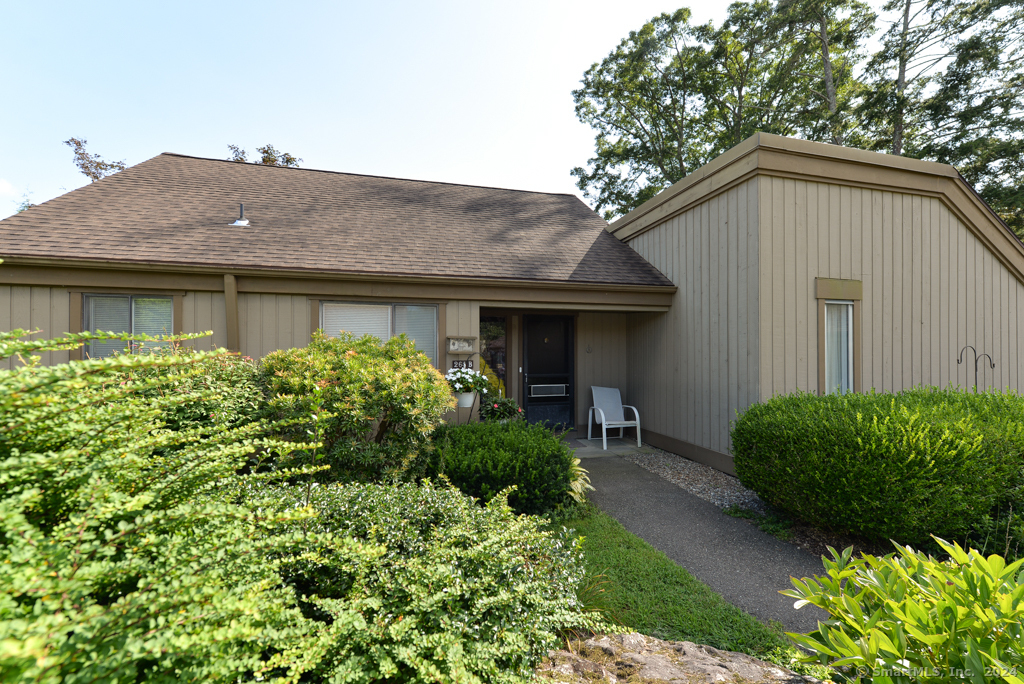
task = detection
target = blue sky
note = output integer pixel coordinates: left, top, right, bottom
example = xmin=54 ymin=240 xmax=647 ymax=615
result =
xmin=0 ymin=0 xmax=736 ymax=219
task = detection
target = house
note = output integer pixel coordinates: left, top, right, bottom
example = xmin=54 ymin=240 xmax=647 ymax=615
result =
xmin=2 ymin=133 xmax=1022 ymax=474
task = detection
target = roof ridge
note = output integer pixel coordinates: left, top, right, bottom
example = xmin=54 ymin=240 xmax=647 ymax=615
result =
xmin=157 ymin=152 xmax=580 ymax=198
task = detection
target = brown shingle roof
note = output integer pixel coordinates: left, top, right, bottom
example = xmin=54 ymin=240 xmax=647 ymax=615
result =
xmin=0 ymin=153 xmax=672 ymax=287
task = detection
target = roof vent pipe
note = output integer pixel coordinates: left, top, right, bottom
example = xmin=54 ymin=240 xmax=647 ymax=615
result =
xmin=231 ymin=204 xmax=249 ymax=226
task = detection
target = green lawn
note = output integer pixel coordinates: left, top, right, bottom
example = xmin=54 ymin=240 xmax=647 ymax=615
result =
xmin=558 ymin=503 xmax=826 ymax=677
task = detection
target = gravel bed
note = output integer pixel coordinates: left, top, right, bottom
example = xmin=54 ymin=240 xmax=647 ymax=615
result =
xmin=622 ymin=447 xmax=768 ymax=514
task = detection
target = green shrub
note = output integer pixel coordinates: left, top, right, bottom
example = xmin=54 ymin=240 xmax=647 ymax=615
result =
xmin=0 ymin=329 xmax=374 ymax=683
xmin=121 ymin=343 xmax=263 ymax=431
xmin=731 ymin=388 xmax=1024 ymax=545
xmin=260 ymin=331 xmax=454 ymax=482
xmin=783 ymin=540 xmax=1024 ymax=683
xmin=273 ymin=480 xmax=604 ymax=683
xmin=431 ymin=421 xmax=576 ymax=515
xmin=479 ymin=396 xmax=524 ymax=422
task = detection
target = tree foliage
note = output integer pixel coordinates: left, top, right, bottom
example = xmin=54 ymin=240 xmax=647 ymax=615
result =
xmin=227 ymin=143 xmax=303 ymax=167
xmin=63 ymin=137 xmax=126 ymax=182
xmin=574 ymin=0 xmax=1024 ymax=236
xmin=860 ymin=0 xmax=1024 ymax=234
xmin=572 ymin=1 xmax=873 ymax=219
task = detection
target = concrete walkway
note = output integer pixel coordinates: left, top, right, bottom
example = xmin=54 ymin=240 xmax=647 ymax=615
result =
xmin=581 ymin=454 xmax=827 ymax=634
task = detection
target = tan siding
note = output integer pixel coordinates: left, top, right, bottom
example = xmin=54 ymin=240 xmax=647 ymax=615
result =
xmin=0 ymin=285 xmax=71 ymax=368
xmin=627 ymin=176 xmax=760 ymax=457
xmin=576 ymin=312 xmax=632 ymax=430
xmin=238 ymin=293 xmax=310 ymax=359
xmin=759 ymin=180 xmax=1024 ymax=397
xmin=444 ymin=300 xmax=481 ymax=423
xmin=181 ymin=291 xmax=228 ymax=351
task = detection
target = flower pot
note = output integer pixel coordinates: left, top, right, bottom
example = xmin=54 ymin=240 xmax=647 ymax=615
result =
xmin=456 ymin=391 xmax=476 ymax=408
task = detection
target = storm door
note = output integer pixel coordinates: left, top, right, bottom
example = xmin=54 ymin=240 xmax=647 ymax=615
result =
xmin=479 ymin=316 xmax=508 ymax=398
xmin=522 ymin=315 xmax=574 ymax=428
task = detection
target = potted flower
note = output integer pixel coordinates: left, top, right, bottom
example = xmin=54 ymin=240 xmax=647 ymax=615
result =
xmin=445 ymin=368 xmax=489 ymax=407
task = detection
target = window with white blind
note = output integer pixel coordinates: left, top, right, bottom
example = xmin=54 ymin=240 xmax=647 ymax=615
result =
xmin=824 ymin=300 xmax=854 ymax=394
xmin=84 ymin=295 xmax=174 ymax=359
xmin=320 ymin=301 xmax=438 ymax=365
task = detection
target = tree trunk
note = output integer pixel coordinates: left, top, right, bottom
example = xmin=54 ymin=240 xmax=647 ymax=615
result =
xmin=893 ymin=0 xmax=913 ymax=156
xmin=818 ymin=12 xmax=841 ymax=145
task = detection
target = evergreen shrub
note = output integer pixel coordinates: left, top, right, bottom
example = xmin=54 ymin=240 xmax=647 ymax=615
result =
xmin=732 ymin=388 xmax=1024 ymax=545
xmin=122 ymin=344 xmax=263 ymax=432
xmin=0 ymin=329 xmax=603 ymax=683
xmin=277 ymin=480 xmax=603 ymax=683
xmin=479 ymin=396 xmax=523 ymax=422
xmin=259 ymin=331 xmax=454 ymax=482
xmin=0 ymin=329 xmax=371 ymax=682
xmin=430 ymin=421 xmax=576 ymax=514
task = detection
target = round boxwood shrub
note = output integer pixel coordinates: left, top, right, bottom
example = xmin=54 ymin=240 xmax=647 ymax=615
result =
xmin=731 ymin=388 xmax=1024 ymax=545
xmin=430 ymin=421 xmax=575 ymax=515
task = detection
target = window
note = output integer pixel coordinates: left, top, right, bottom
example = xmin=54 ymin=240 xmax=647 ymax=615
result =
xmin=824 ymin=300 xmax=853 ymax=394
xmin=84 ymin=294 xmax=174 ymax=359
xmin=320 ymin=301 xmax=437 ymax=365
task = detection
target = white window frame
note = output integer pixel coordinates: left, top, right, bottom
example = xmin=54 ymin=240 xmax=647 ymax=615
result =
xmin=824 ymin=299 xmax=854 ymax=395
xmin=319 ymin=301 xmax=438 ymax=365
xmin=82 ymin=294 xmax=175 ymax=358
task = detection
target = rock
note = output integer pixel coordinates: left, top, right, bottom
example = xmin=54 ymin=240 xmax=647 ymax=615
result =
xmin=537 ymin=633 xmax=822 ymax=684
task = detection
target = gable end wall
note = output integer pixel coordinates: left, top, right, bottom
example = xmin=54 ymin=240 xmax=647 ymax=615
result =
xmin=757 ymin=175 xmax=1024 ymax=398
xmin=625 ymin=177 xmax=760 ymax=466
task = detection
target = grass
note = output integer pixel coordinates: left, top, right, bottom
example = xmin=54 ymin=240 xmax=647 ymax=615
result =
xmin=556 ymin=503 xmax=830 ymax=679
xmin=724 ymin=505 xmax=795 ymax=541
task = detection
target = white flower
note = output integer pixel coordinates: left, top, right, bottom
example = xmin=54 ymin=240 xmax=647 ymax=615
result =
xmin=454 ymin=383 xmax=462 ymax=390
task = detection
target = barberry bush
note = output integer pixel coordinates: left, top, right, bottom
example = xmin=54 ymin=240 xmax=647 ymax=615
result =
xmin=260 ymin=331 xmax=454 ymax=483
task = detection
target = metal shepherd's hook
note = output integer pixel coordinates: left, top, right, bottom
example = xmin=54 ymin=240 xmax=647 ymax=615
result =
xmin=958 ymin=345 xmax=996 ymax=393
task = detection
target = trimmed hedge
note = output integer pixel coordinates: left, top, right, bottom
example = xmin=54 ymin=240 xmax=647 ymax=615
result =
xmin=732 ymin=388 xmax=1024 ymax=545
xmin=430 ymin=421 xmax=575 ymax=515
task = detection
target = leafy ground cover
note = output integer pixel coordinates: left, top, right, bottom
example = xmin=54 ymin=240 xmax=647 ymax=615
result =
xmin=555 ymin=503 xmax=828 ymax=679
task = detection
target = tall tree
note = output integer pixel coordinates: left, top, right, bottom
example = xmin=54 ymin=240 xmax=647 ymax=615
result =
xmin=571 ymin=9 xmax=710 ymax=219
xmin=227 ymin=144 xmax=302 ymax=167
xmin=63 ymin=137 xmax=126 ymax=182
xmin=571 ymin=1 xmax=860 ymax=219
xmin=860 ymin=0 xmax=1024 ymax=234
xmin=777 ymin=0 xmax=876 ymax=146
xmin=695 ymin=0 xmax=818 ymax=152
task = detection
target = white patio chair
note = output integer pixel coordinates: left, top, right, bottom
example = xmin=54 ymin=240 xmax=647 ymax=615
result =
xmin=587 ymin=386 xmax=641 ymax=450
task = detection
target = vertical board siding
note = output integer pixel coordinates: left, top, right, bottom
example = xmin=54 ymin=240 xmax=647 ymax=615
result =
xmin=0 ymin=286 xmax=71 ymax=368
xmin=759 ymin=178 xmax=1024 ymax=397
xmin=181 ymin=292 xmax=228 ymax=351
xmin=576 ymin=312 xmax=633 ymax=428
xmin=444 ymin=300 xmax=481 ymax=423
xmin=626 ymin=177 xmax=761 ymax=455
xmin=237 ymin=293 xmax=310 ymax=359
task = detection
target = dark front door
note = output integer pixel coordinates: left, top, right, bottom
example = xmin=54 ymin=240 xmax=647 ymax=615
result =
xmin=523 ymin=315 xmax=574 ymax=428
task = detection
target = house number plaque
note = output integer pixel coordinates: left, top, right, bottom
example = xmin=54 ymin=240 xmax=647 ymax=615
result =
xmin=447 ymin=336 xmax=477 ymax=353
xmin=451 ymin=360 xmax=474 ymax=369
